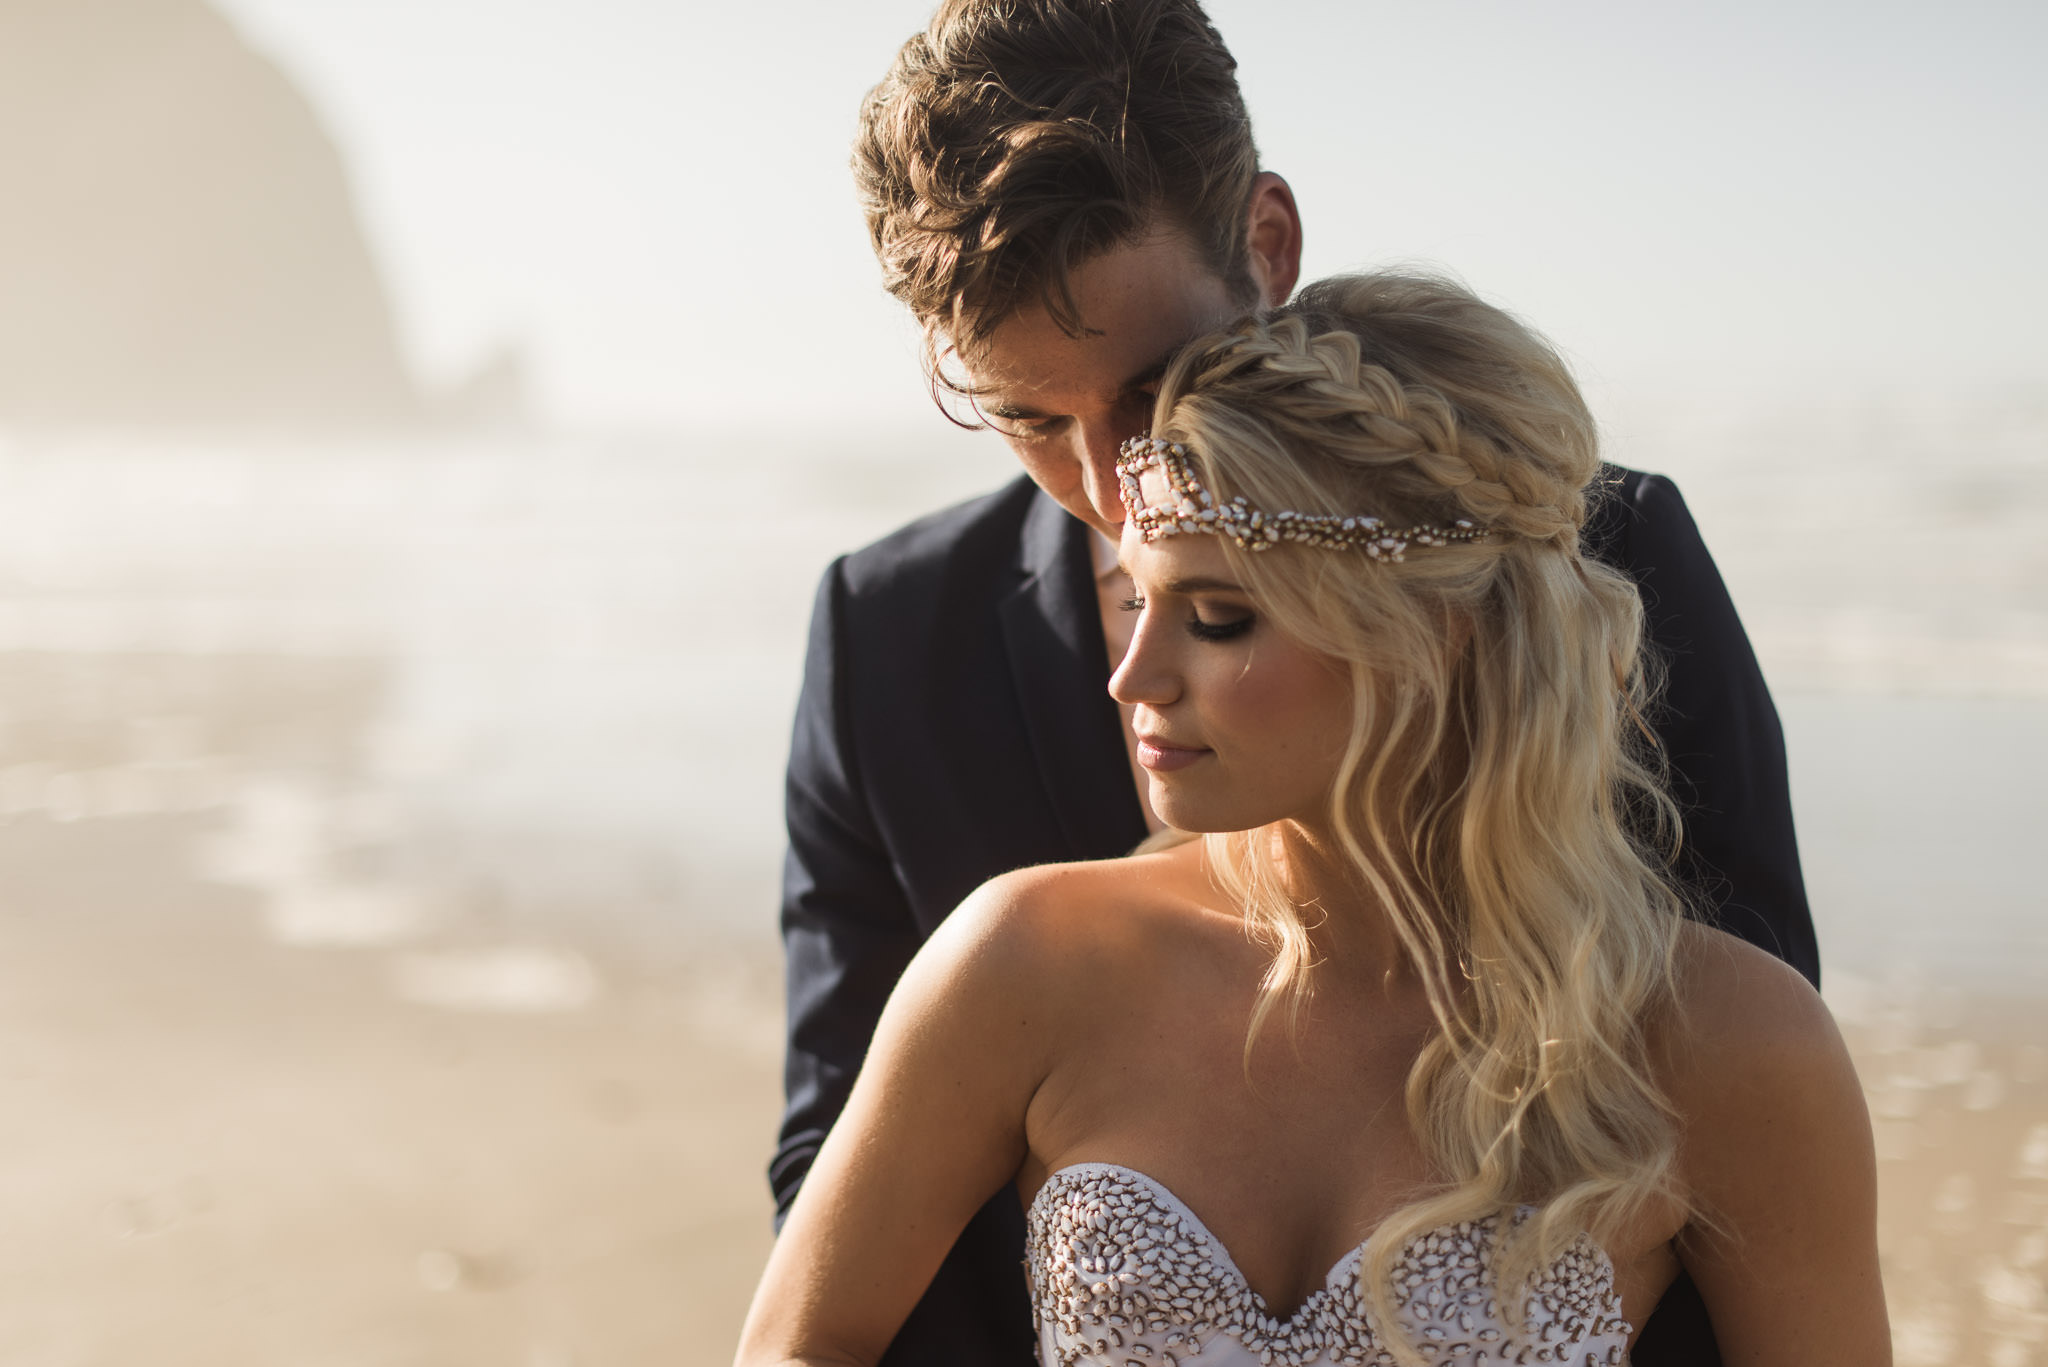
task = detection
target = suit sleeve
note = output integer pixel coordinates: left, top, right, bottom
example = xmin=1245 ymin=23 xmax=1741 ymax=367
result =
xmin=771 ymin=557 xmax=923 ymax=1222
xmin=1625 ymin=475 xmax=1820 ymax=988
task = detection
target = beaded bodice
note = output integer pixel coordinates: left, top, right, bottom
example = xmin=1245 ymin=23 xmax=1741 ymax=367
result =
xmin=1025 ymin=1164 xmax=1631 ymax=1367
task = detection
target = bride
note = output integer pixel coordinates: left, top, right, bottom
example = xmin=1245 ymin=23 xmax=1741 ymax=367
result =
xmin=735 ymin=272 xmax=1887 ymax=1366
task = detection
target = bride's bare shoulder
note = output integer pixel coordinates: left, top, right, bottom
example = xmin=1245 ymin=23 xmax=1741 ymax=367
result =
xmin=934 ymin=842 xmax=1212 ymax=981
xmin=1653 ymin=921 xmax=1869 ymax=1190
xmin=1658 ymin=922 xmax=1837 ymax=1066
xmin=1646 ymin=930 xmax=1887 ymax=1355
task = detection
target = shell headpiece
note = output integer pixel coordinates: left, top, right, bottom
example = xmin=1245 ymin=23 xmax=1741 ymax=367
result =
xmin=1115 ymin=436 xmax=1488 ymax=562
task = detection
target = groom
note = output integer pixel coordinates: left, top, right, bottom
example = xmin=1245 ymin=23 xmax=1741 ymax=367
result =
xmin=773 ymin=2 xmax=1817 ymax=1363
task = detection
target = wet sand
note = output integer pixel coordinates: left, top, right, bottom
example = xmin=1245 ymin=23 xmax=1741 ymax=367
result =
xmin=0 ymin=812 xmax=781 ymax=1367
xmin=1840 ymin=993 xmax=2048 ymax=1367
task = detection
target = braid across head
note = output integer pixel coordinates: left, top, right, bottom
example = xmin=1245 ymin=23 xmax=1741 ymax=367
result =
xmin=1147 ymin=272 xmax=1687 ymax=1367
xmin=1154 ymin=273 xmax=1599 ymax=553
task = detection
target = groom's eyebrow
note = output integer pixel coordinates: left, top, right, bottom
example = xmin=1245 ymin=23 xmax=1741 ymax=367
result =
xmin=984 ymin=349 xmax=1180 ymax=421
xmin=1119 ymin=354 xmax=1173 ymax=398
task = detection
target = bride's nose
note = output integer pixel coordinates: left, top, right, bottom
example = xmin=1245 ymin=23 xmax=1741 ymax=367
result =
xmin=1109 ymin=608 xmax=1179 ymax=708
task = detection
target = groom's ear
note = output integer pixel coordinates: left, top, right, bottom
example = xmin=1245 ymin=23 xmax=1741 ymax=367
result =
xmin=1245 ymin=172 xmax=1304 ymax=309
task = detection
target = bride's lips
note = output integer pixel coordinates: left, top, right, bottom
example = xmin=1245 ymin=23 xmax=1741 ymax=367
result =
xmin=1134 ymin=735 xmax=1210 ymax=772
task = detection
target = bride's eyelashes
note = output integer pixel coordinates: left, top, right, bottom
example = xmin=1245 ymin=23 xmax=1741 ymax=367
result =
xmin=1117 ymin=596 xmax=1256 ymax=643
xmin=1186 ymin=614 xmax=1254 ymax=643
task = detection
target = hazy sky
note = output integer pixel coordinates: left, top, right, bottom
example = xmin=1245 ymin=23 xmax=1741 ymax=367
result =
xmin=213 ymin=0 xmax=2048 ymax=430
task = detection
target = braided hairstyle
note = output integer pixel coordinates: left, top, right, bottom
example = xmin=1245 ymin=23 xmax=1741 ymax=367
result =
xmin=1149 ymin=272 xmax=1688 ymax=1362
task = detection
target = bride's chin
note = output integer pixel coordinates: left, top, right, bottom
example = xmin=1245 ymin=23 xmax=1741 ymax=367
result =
xmin=1146 ymin=785 xmax=1265 ymax=838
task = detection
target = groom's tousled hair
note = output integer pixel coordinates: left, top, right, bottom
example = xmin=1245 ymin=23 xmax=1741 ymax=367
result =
xmin=855 ymin=0 xmax=1259 ymax=368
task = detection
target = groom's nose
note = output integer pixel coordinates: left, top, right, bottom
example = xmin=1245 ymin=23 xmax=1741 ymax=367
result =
xmin=1076 ymin=423 xmax=1128 ymax=529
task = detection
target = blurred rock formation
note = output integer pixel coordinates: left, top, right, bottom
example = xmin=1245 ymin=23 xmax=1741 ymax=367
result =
xmin=0 ymin=0 xmax=419 ymax=427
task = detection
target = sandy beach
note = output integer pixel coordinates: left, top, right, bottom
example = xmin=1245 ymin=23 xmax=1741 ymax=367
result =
xmin=0 ymin=810 xmax=781 ymax=1367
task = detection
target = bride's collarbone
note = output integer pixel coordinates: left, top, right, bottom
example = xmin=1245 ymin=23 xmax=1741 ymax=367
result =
xmin=1035 ymin=939 xmax=1435 ymax=1121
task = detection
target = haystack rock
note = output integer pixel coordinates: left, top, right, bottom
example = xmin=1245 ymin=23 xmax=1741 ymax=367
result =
xmin=0 ymin=0 xmax=419 ymax=427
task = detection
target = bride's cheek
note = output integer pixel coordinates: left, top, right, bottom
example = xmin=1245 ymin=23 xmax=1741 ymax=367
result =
xmin=1235 ymin=652 xmax=1341 ymax=730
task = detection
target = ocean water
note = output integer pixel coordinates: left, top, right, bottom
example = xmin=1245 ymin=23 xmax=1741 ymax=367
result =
xmin=0 ymin=425 xmax=1014 ymax=955
xmin=1605 ymin=386 xmax=2048 ymax=699
xmin=0 ymin=404 xmax=2040 ymax=965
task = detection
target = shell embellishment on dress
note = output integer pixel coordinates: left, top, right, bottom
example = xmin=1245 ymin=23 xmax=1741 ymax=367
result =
xmin=1025 ymin=1165 xmax=1631 ymax=1367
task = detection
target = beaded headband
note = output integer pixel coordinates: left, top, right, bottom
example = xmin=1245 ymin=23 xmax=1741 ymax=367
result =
xmin=1115 ymin=436 xmax=1486 ymax=561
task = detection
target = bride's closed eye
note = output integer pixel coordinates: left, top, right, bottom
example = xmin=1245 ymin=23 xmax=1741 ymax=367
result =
xmin=1118 ymin=596 xmax=1256 ymax=643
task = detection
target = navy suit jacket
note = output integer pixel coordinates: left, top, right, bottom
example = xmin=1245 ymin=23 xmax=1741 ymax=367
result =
xmin=773 ymin=469 xmax=1816 ymax=1366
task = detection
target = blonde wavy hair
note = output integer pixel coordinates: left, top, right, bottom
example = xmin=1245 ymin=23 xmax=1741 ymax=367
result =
xmin=1148 ymin=272 xmax=1689 ymax=1360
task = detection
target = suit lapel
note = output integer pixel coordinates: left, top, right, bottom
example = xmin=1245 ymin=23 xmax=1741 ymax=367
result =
xmin=998 ymin=491 xmax=1150 ymax=861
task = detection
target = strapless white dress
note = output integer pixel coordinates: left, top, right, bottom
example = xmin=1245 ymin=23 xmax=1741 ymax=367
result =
xmin=1026 ymin=1164 xmax=1631 ymax=1367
